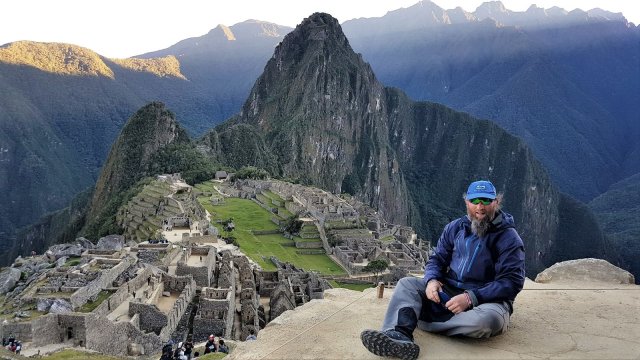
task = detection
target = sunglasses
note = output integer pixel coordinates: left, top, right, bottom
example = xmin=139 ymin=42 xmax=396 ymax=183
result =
xmin=470 ymin=198 xmax=494 ymax=205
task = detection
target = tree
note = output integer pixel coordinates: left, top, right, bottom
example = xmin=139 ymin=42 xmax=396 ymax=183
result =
xmin=283 ymin=215 xmax=303 ymax=235
xmin=362 ymin=259 xmax=389 ymax=278
xmin=221 ymin=218 xmax=235 ymax=242
xmin=234 ymin=166 xmax=269 ymax=180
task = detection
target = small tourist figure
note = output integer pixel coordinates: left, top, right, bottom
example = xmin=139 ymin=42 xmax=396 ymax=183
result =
xmin=204 ymin=334 xmax=216 ymax=354
xmin=246 ymin=329 xmax=257 ymax=341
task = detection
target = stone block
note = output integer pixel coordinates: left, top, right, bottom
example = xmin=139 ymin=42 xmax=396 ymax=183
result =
xmin=536 ymin=258 xmax=635 ymax=284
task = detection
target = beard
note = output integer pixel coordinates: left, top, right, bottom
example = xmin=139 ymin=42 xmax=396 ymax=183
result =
xmin=467 ymin=207 xmax=497 ymax=237
xmin=470 ymin=217 xmax=490 ymax=237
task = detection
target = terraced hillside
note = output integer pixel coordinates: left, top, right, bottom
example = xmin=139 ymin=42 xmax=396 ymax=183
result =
xmin=116 ymin=178 xmax=205 ymax=242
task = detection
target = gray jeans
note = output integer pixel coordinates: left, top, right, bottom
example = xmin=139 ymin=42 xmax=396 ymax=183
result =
xmin=382 ymin=277 xmax=510 ymax=338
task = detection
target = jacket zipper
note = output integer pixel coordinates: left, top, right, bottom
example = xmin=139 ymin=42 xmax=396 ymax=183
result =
xmin=466 ymin=242 xmax=482 ymax=274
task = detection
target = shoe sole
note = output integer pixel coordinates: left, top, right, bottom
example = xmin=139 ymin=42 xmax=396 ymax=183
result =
xmin=360 ymin=329 xmax=420 ymax=360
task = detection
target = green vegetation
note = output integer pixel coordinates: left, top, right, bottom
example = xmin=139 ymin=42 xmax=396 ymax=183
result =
xmin=329 ymin=280 xmax=375 ymax=292
xmin=196 ymin=351 xmax=227 ymax=359
xmin=362 ymin=259 xmax=388 ymax=277
xmin=64 ymin=257 xmax=82 ymax=267
xmin=199 ymin=195 xmax=344 ymax=275
xmin=148 ymin=143 xmax=217 ymax=185
xmin=111 ymin=56 xmax=186 ymax=79
xmin=234 ymin=166 xmax=269 ymax=180
xmin=83 ymin=177 xmax=154 ymax=239
xmin=0 ymin=41 xmax=114 ymax=77
xmin=78 ymin=290 xmax=114 ymax=313
xmin=41 ymin=349 xmax=123 ymax=360
xmin=194 ymin=180 xmax=217 ymax=193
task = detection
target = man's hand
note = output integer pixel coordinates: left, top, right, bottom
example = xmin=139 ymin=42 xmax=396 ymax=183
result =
xmin=444 ymin=294 xmax=470 ymax=314
xmin=426 ymin=280 xmax=471 ymax=314
xmin=425 ymin=279 xmax=443 ymax=303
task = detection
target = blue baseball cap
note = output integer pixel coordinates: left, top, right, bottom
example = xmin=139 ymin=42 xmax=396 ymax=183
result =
xmin=466 ymin=180 xmax=496 ymax=200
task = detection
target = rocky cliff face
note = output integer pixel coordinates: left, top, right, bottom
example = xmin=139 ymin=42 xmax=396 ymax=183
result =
xmin=200 ymin=12 xmax=616 ymax=277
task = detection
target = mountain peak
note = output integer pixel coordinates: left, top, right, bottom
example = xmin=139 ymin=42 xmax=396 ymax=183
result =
xmin=475 ymin=1 xmax=508 ymax=15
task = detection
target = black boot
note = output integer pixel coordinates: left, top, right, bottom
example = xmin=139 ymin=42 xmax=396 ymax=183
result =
xmin=361 ymin=308 xmax=420 ymax=360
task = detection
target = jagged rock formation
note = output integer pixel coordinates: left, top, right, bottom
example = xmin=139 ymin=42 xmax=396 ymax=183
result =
xmin=202 ymin=13 xmax=410 ymax=226
xmin=200 ymin=12 xmax=617 ymax=277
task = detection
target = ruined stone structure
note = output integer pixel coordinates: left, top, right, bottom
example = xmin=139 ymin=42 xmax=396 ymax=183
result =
xmin=192 ymin=287 xmax=235 ymax=342
xmin=235 ymin=256 xmax=261 ymax=340
xmin=176 ymin=246 xmax=216 ymax=287
xmin=264 ymin=259 xmax=328 ymax=321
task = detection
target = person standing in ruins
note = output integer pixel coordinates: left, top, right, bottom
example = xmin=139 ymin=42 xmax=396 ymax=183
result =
xmin=361 ymin=180 xmax=526 ymax=360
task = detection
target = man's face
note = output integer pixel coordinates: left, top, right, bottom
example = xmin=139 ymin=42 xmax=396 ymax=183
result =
xmin=466 ymin=197 xmax=498 ymax=222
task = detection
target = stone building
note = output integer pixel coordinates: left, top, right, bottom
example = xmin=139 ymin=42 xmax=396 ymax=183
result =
xmin=176 ymin=246 xmax=216 ymax=288
xmin=192 ymin=287 xmax=235 ymax=341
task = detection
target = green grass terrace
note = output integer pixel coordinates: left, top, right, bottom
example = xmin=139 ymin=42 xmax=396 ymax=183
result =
xmin=198 ymin=194 xmax=345 ymax=276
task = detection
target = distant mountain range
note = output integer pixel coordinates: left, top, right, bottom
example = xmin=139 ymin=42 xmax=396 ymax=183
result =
xmin=341 ymin=1 xmax=640 ymax=201
xmin=0 ymin=1 xmax=637 ymax=277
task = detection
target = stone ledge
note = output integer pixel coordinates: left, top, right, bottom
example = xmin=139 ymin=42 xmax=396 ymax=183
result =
xmin=227 ymin=279 xmax=640 ymax=359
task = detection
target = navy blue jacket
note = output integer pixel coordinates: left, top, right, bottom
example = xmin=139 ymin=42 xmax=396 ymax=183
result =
xmin=424 ymin=210 xmax=525 ymax=308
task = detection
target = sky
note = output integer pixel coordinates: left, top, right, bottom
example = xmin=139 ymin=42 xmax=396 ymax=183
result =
xmin=1 ymin=0 xmax=638 ymax=58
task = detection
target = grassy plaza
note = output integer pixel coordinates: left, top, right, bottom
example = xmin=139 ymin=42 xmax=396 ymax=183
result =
xmin=198 ymin=191 xmax=345 ymax=275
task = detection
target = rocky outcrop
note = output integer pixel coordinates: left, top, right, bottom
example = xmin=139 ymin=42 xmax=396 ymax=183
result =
xmin=206 ymin=13 xmax=410 ymax=225
xmin=46 ymin=243 xmax=84 ymax=260
xmin=535 ymin=258 xmax=635 ymax=284
xmin=0 ymin=267 xmax=21 ymax=294
xmin=96 ymin=235 xmax=125 ymax=251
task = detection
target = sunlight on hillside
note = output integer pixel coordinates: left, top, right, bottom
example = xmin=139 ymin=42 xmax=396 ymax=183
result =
xmin=111 ymin=55 xmax=187 ymax=79
xmin=0 ymin=41 xmax=114 ymax=77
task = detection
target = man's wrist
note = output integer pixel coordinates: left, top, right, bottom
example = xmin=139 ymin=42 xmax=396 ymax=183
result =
xmin=464 ymin=292 xmax=472 ymax=308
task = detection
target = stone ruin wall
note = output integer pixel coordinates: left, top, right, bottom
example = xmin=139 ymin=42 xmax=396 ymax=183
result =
xmin=158 ymin=274 xmax=196 ymax=339
xmin=269 ymin=280 xmax=296 ymax=320
xmin=129 ymin=302 xmax=167 ymax=334
xmin=68 ymin=256 xmax=133 ymax=309
xmin=32 ymin=313 xmax=86 ymax=347
xmin=32 ymin=315 xmax=58 ymax=346
xmin=92 ymin=267 xmax=155 ymax=316
xmin=85 ymin=313 xmax=164 ymax=357
xmin=257 ymin=271 xmax=279 ymax=297
xmin=1 ymin=321 xmax=32 ymax=342
xmin=192 ymin=287 xmax=235 ymax=341
xmin=186 ymin=235 xmax=218 ymax=244
xmin=176 ymin=246 xmax=216 ymax=287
